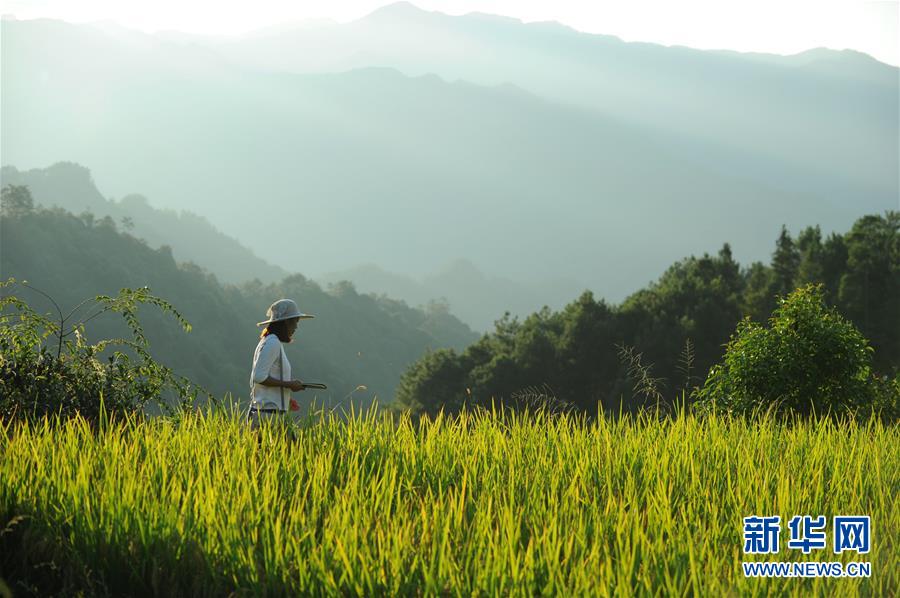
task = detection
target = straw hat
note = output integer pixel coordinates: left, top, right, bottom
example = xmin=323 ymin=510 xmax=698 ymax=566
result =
xmin=256 ymin=299 xmax=314 ymax=327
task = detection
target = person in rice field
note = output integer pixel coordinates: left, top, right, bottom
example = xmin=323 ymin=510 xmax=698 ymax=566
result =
xmin=247 ymin=299 xmax=312 ymax=429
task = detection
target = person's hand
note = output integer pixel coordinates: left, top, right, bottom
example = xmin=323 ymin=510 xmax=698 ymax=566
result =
xmin=288 ymin=380 xmax=306 ymax=392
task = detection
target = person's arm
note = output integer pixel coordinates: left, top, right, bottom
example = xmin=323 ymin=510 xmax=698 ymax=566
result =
xmin=251 ymin=337 xmax=279 ymax=384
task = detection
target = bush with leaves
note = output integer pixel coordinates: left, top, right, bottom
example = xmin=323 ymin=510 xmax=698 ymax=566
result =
xmin=0 ymin=279 xmax=209 ymax=422
xmin=696 ymin=284 xmax=898 ymax=419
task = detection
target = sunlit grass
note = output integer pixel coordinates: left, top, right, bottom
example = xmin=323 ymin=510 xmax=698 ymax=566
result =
xmin=1 ymin=407 xmax=896 ymax=596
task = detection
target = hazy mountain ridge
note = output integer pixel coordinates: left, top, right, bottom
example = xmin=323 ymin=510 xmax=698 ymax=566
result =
xmin=211 ymin=2 xmax=896 ymax=193
xmin=2 ymin=15 xmax=894 ymax=305
xmin=1 ymin=163 xmax=288 ymax=284
xmin=716 ymin=47 xmax=897 ymax=86
xmin=319 ymin=259 xmax=585 ymax=331
xmin=1 ymin=162 xmax=485 ymax=337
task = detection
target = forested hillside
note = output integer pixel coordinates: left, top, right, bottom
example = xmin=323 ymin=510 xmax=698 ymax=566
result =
xmin=1 ymin=163 xmax=287 ymax=284
xmin=397 ymin=213 xmax=899 ymax=415
xmin=0 ymin=186 xmax=478 ymax=405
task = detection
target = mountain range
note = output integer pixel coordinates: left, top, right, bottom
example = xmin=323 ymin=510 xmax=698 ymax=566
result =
xmin=2 ymin=4 xmax=896 ymax=309
xmin=3 ymin=162 xmax=577 ymax=330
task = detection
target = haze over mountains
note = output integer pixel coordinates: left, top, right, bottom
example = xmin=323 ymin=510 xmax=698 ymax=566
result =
xmin=219 ymin=1 xmax=896 ymax=188
xmin=319 ymin=260 xmax=584 ymax=331
xmin=3 ymin=3 xmax=896 ymax=320
xmin=3 ymin=161 xmax=578 ymax=330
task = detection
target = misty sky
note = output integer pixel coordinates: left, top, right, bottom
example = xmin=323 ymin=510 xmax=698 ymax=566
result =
xmin=2 ymin=0 xmax=897 ymax=66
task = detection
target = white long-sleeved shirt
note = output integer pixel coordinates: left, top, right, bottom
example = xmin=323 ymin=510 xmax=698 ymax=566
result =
xmin=249 ymin=334 xmax=292 ymax=411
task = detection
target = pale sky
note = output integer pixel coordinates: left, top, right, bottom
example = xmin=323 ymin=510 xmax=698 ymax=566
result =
xmin=2 ymin=0 xmax=898 ymax=66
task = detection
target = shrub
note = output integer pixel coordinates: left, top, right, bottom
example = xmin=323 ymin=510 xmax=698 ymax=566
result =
xmin=696 ymin=284 xmax=898 ymax=419
xmin=0 ymin=279 xmax=207 ymax=423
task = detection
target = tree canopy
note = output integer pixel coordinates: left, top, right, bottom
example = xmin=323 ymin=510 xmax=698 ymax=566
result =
xmin=396 ymin=213 xmax=899 ymax=416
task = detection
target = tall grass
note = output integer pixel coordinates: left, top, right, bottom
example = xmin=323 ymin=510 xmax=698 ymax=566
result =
xmin=1 ymin=407 xmax=897 ymax=596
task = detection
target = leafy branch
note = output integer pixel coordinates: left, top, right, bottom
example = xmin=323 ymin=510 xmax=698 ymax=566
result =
xmin=0 ymin=278 xmax=213 ymax=421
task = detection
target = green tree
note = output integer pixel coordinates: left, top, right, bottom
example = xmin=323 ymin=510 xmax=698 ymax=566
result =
xmin=697 ymin=285 xmax=894 ymax=419
xmin=742 ymin=261 xmax=775 ymax=321
xmin=838 ymin=213 xmax=899 ymax=372
xmin=619 ymin=244 xmax=745 ymax=401
xmin=394 ymin=348 xmax=470 ymax=416
xmin=554 ymin=292 xmax=619 ymax=411
xmin=820 ymin=232 xmax=849 ymax=305
xmin=796 ymin=225 xmax=824 ymax=286
xmin=795 ymin=226 xmax=848 ymax=302
xmin=771 ymin=224 xmax=800 ymax=297
xmin=1 ymin=185 xmax=34 ymax=217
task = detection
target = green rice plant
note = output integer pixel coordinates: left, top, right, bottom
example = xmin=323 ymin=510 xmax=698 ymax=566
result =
xmin=0 ymin=406 xmax=896 ymax=596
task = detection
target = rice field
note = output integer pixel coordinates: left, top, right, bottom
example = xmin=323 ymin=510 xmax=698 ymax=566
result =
xmin=1 ymin=407 xmax=897 ymax=596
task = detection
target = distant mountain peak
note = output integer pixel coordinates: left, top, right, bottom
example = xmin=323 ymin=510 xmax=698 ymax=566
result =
xmin=364 ymin=3 xmax=573 ymax=34
xmin=793 ymin=46 xmax=884 ymax=65
xmin=435 ymin=258 xmax=485 ymax=280
xmin=2 ymin=162 xmax=98 ymax=195
xmin=365 ymin=2 xmax=430 ymax=21
xmin=725 ymin=45 xmax=893 ymax=70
